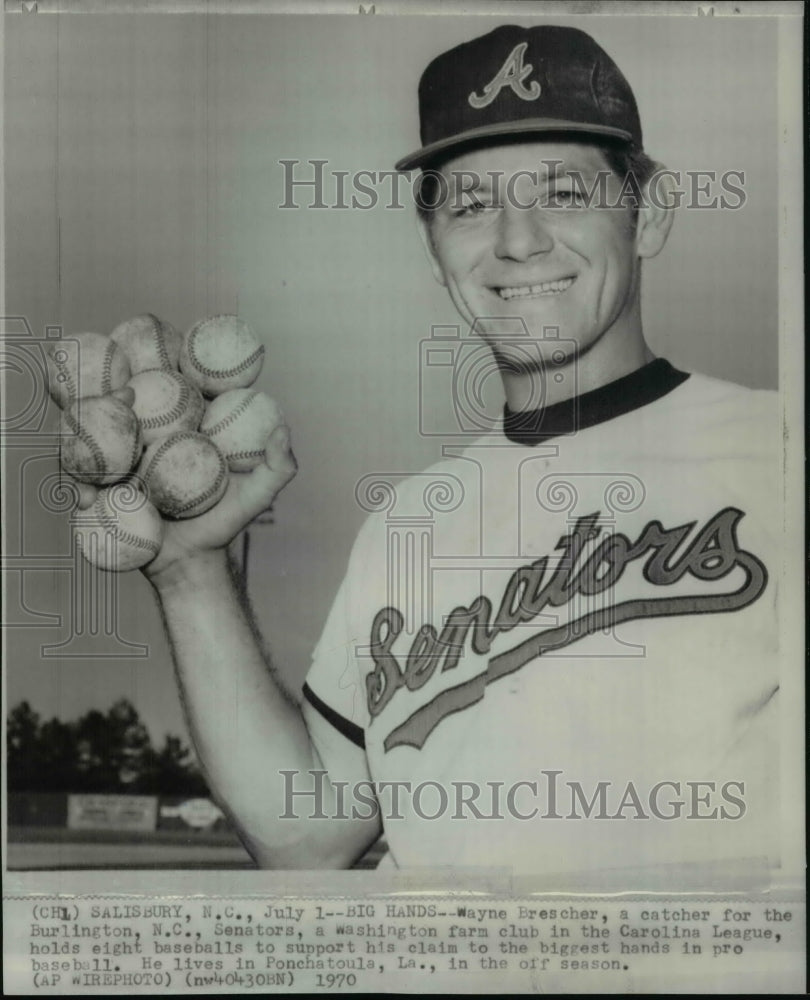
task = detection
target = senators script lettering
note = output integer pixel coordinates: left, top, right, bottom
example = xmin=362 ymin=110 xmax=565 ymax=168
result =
xmin=364 ymin=508 xmax=767 ymax=751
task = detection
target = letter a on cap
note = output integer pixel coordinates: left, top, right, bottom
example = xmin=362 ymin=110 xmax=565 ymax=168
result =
xmin=468 ymin=42 xmax=542 ymax=109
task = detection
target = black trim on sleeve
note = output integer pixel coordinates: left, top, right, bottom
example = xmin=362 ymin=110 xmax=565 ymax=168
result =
xmin=503 ymin=357 xmax=690 ymax=446
xmin=302 ymin=682 xmax=366 ymax=749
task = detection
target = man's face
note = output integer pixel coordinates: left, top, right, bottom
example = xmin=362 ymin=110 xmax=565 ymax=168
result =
xmin=421 ymin=141 xmax=646 ymax=368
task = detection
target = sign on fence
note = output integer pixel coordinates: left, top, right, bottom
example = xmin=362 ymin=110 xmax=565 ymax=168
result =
xmin=66 ymin=794 xmax=157 ymax=832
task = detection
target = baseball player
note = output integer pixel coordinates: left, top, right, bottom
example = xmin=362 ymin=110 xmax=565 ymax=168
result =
xmin=83 ymin=24 xmax=780 ymax=873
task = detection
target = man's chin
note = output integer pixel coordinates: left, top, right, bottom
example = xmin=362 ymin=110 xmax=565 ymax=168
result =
xmin=488 ymin=343 xmax=568 ymax=372
xmin=478 ymin=305 xmax=577 ymax=336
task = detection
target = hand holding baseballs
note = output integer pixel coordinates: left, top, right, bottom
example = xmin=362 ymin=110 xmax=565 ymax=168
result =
xmin=51 ymin=313 xmax=296 ymax=574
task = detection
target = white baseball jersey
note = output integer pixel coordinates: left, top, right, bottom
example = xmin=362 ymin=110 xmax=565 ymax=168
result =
xmin=303 ymin=360 xmax=781 ymax=875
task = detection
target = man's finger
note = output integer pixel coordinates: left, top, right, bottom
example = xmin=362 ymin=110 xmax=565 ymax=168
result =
xmin=75 ymin=481 xmax=98 ymax=509
xmin=111 ymin=386 xmax=136 ymax=407
xmin=223 ymin=425 xmax=297 ymax=524
xmin=59 ymin=470 xmax=98 ymax=510
xmin=264 ymin=423 xmax=298 ymax=480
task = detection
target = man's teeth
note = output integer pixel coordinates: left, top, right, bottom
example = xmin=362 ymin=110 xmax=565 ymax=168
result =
xmin=498 ymin=278 xmax=574 ymax=300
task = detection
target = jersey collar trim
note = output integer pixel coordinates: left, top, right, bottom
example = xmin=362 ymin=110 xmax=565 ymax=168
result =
xmin=503 ymin=357 xmax=690 ymax=446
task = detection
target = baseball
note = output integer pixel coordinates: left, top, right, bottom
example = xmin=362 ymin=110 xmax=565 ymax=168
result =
xmin=73 ymin=482 xmax=164 ymax=572
xmin=179 ymin=315 xmax=265 ymax=397
xmin=59 ymin=395 xmax=143 ymax=485
xmin=128 ymin=369 xmax=205 ymax=445
xmin=199 ymin=389 xmax=285 ymax=472
xmin=110 ymin=313 xmax=183 ymax=374
xmin=46 ymin=331 xmax=131 ymax=408
xmin=138 ymin=430 xmax=229 ymax=519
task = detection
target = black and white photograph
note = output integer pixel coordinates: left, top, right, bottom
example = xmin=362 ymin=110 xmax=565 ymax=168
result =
xmin=3 ymin=1 xmax=804 ymax=993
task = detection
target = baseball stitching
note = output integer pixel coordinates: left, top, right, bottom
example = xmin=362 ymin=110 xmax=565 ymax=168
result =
xmin=174 ymin=458 xmax=227 ymax=514
xmin=202 ymin=392 xmax=258 ymax=437
xmin=187 ymin=322 xmax=265 ymax=380
xmin=63 ymin=407 xmax=107 ymax=478
xmin=95 ymin=502 xmax=160 ymax=553
xmin=139 ymin=374 xmax=192 ymax=430
xmin=129 ymin=424 xmax=143 ymax=471
xmin=79 ymin=504 xmax=160 ymax=556
xmin=102 ymin=340 xmax=116 ymax=394
xmin=151 ymin=315 xmax=171 ymax=370
xmin=141 ymin=433 xmax=227 ymax=513
xmin=140 ymin=432 xmax=196 ymax=483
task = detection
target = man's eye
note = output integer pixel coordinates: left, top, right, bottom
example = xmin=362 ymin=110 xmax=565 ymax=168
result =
xmin=452 ymin=197 xmax=495 ymax=217
xmin=545 ymin=189 xmax=585 ymax=208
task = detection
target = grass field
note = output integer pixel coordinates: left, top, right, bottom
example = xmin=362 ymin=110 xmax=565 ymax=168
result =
xmin=7 ymin=826 xmax=386 ymax=870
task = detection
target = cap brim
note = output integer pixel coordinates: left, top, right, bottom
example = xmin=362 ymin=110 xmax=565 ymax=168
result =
xmin=394 ymin=118 xmax=633 ymax=172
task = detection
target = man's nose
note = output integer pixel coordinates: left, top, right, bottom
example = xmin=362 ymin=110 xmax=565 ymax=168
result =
xmin=493 ymin=203 xmax=554 ymax=262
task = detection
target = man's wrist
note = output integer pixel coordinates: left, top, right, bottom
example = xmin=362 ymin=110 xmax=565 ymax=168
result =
xmin=147 ymin=548 xmax=231 ymax=597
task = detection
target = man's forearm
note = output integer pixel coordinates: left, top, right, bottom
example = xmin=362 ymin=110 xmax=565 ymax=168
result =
xmin=151 ymin=549 xmax=324 ymax=866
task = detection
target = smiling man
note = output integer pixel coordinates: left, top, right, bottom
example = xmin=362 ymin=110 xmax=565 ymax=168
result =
xmin=414 ymin=141 xmax=663 ymax=410
xmin=127 ymin=24 xmax=779 ymax=875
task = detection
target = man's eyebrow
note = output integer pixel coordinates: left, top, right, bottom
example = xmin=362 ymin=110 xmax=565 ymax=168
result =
xmin=447 ymin=172 xmax=495 ymax=192
xmin=538 ymin=163 xmax=604 ymax=184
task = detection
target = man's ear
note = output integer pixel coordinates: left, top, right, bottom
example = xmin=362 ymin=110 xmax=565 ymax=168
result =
xmin=635 ymin=166 xmax=676 ymax=260
xmin=416 ymin=213 xmax=447 ymax=286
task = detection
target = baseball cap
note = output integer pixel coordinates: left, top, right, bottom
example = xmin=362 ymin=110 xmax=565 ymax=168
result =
xmin=395 ymin=24 xmax=642 ymax=172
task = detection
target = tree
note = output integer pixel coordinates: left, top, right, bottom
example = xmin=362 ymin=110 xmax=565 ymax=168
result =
xmin=38 ymin=716 xmax=78 ymax=792
xmin=143 ymin=735 xmax=210 ymax=797
xmin=7 ymin=701 xmax=46 ymax=791
xmin=6 ymin=699 xmax=211 ymax=795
